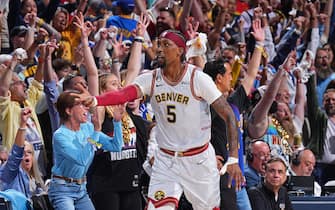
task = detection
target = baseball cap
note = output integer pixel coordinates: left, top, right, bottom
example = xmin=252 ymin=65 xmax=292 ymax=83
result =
xmin=112 ymin=0 xmax=135 ymax=12
xmin=10 ymin=25 xmax=28 ymax=37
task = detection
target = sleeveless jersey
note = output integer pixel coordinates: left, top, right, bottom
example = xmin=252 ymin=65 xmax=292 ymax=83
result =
xmin=134 ymin=64 xmax=222 ymax=151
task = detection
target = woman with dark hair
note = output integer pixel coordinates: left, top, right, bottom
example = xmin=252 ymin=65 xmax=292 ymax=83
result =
xmin=48 ymin=91 xmax=124 ymax=210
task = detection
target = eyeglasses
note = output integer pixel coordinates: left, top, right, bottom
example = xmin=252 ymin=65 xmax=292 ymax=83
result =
xmin=10 ymin=80 xmax=25 ymax=86
xmin=316 ymin=55 xmax=329 ymax=60
xmin=254 ymin=153 xmax=270 ymax=160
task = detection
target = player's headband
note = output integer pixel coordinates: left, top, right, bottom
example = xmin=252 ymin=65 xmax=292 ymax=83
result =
xmin=159 ymin=30 xmax=186 ymax=52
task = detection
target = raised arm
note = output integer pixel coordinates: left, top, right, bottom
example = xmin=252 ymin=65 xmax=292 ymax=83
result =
xmin=179 ymin=0 xmax=194 ymax=33
xmin=124 ymin=14 xmax=149 ymax=86
xmin=207 ymin=0 xmax=228 ymax=50
xmin=0 ymin=57 xmax=18 ymax=97
xmin=0 ymin=108 xmax=31 ymax=184
xmin=247 ymin=53 xmax=296 ymax=138
xmin=42 ymin=41 xmax=61 ymax=132
xmin=293 ymin=69 xmax=305 ymax=122
xmin=73 ymin=12 xmax=99 ymax=96
xmin=241 ymin=19 xmax=264 ymax=95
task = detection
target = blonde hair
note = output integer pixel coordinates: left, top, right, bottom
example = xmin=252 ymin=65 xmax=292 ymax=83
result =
xmin=24 ymin=142 xmax=46 ymax=191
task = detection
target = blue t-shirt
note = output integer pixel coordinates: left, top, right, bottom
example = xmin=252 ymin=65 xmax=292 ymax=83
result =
xmin=106 ymin=16 xmax=137 ymax=41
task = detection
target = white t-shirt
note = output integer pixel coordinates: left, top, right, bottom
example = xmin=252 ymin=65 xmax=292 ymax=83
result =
xmin=320 ymin=119 xmax=335 ymax=163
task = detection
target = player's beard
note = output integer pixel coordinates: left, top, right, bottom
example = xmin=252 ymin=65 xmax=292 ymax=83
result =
xmin=155 ymin=56 xmax=166 ymax=68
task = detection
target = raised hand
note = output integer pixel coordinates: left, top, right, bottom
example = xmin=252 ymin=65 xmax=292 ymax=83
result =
xmin=186 ymin=20 xmax=199 ymax=40
xmin=99 ymin=28 xmax=109 ymax=41
xmin=112 ymin=104 xmax=126 ymax=122
xmin=20 ymin=108 xmax=32 ymax=127
xmin=251 ymin=19 xmax=265 ymax=42
xmin=215 ymin=0 xmax=228 ymax=9
xmin=70 ymin=85 xmax=94 ymax=107
xmin=24 ymin=12 xmax=37 ymax=27
xmin=45 ymin=39 xmax=58 ymax=57
xmin=282 ymin=51 xmax=297 ymax=72
xmin=134 ymin=13 xmax=150 ymax=37
xmin=35 ymin=27 xmax=49 ymax=44
xmin=73 ymin=12 xmax=95 ymax=38
xmin=110 ymin=33 xmax=128 ymax=59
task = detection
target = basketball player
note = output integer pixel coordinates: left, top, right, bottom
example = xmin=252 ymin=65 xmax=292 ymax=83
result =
xmin=79 ymin=15 xmax=241 ymax=210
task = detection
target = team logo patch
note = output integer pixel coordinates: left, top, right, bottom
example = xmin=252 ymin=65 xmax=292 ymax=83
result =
xmin=154 ymin=190 xmax=165 ymax=200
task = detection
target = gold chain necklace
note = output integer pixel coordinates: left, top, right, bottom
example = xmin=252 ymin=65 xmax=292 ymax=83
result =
xmin=271 ymin=117 xmax=293 ymax=156
xmin=271 ymin=117 xmax=289 ymax=141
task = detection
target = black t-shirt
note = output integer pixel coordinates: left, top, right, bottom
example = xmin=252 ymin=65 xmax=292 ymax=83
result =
xmin=87 ymin=109 xmax=150 ymax=192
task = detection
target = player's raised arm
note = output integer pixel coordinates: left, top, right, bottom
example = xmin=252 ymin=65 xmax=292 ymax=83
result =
xmin=211 ymin=95 xmax=243 ymax=191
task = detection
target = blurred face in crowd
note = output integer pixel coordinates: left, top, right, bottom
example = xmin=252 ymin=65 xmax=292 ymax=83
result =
xmin=69 ymin=100 xmax=89 ymax=124
xmin=275 ymin=88 xmax=290 ymax=104
xmin=157 ymin=11 xmax=175 ymax=30
xmin=21 ymin=0 xmax=37 ymax=16
xmin=70 ymin=76 xmax=88 ymax=91
xmin=216 ymin=62 xmax=233 ymax=93
xmin=293 ymin=150 xmax=316 ymax=176
xmin=21 ymin=142 xmax=34 ymax=172
xmin=275 ymin=102 xmax=291 ymax=122
xmin=11 ymin=33 xmax=26 ymax=50
xmin=9 ymin=74 xmax=27 ymax=103
xmin=228 ymin=0 xmax=237 ymax=14
xmin=222 ymin=49 xmax=236 ymax=66
xmin=264 ymin=159 xmax=287 ymax=192
xmin=127 ymin=98 xmax=141 ymax=111
xmin=0 ymin=150 xmax=8 ymax=165
xmin=100 ymin=74 xmax=121 ymax=93
xmin=250 ymin=141 xmax=271 ymax=175
xmin=56 ymin=66 xmax=72 ymax=80
xmin=323 ymin=44 xmax=334 ymax=65
xmin=315 ymin=49 xmax=331 ymax=77
xmin=53 ymin=10 xmax=68 ymax=32
xmin=323 ymin=90 xmax=335 ymax=117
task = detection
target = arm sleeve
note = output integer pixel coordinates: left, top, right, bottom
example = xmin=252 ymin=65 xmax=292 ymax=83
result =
xmin=193 ymin=71 xmax=222 ymax=104
xmin=96 ymin=85 xmax=139 ymax=106
xmin=133 ymin=71 xmax=154 ymax=96
xmin=98 ymin=121 xmax=123 ymax=152
xmin=44 ymin=81 xmax=60 ymax=133
xmin=0 ymin=145 xmax=24 ymax=184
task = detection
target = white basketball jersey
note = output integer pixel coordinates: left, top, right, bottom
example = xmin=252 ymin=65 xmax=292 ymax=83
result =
xmin=149 ymin=64 xmax=212 ymax=151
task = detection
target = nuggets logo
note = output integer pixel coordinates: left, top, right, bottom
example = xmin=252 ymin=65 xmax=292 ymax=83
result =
xmin=154 ymin=191 xmax=165 ymax=200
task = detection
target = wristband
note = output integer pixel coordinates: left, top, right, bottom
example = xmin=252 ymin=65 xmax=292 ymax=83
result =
xmin=134 ymin=36 xmax=144 ymax=43
xmin=219 ymin=157 xmax=239 ymax=175
xmin=255 ymin=41 xmax=264 ymax=47
xmin=38 ymin=57 xmax=44 ymax=63
xmin=255 ymin=44 xmax=264 ymax=52
xmin=112 ymin=58 xmax=120 ymax=64
xmin=91 ymin=97 xmax=98 ymax=108
xmin=226 ymin=157 xmax=239 ymax=164
xmin=18 ymin=127 xmax=27 ymax=131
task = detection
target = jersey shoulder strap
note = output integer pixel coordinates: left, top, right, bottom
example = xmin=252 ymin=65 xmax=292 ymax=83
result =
xmin=190 ymin=66 xmax=203 ymax=100
xmin=149 ymin=68 xmax=158 ymax=98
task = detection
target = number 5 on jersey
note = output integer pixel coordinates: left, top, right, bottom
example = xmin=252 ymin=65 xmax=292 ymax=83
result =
xmin=167 ymin=105 xmax=176 ymax=123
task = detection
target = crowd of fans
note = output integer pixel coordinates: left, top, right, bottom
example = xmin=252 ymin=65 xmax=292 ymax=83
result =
xmin=0 ymin=0 xmax=335 ymax=209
